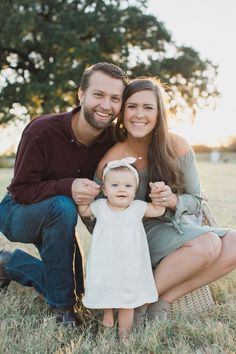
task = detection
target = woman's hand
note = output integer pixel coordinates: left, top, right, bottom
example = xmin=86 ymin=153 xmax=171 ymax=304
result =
xmin=149 ymin=181 xmax=178 ymax=210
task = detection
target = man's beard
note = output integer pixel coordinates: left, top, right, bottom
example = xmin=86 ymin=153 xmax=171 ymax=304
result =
xmin=84 ymin=108 xmax=115 ymax=129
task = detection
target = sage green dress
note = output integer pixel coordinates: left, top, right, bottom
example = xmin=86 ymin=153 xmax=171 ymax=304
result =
xmin=136 ymin=148 xmax=228 ymax=268
xmin=93 ymin=148 xmax=228 ymax=268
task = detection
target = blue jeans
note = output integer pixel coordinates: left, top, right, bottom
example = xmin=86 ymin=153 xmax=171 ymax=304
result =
xmin=0 ymin=193 xmax=84 ymax=308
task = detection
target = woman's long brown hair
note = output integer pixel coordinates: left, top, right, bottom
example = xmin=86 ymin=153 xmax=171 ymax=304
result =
xmin=115 ymin=78 xmax=183 ymax=197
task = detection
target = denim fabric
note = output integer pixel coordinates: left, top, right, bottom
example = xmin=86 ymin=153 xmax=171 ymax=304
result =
xmin=0 ymin=193 xmax=84 ymax=308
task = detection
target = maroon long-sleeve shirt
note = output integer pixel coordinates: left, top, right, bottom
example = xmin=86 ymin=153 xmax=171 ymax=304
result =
xmin=8 ymin=106 xmax=115 ymax=204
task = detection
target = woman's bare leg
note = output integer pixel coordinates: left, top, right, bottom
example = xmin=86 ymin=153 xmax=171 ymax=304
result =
xmin=118 ymin=308 xmax=134 ymax=339
xmin=153 ymin=232 xmax=221 ymax=296
xmin=103 ymin=308 xmax=114 ymax=327
xmin=160 ymin=230 xmax=236 ymax=302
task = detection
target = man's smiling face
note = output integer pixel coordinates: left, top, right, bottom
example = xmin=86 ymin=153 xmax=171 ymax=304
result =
xmin=79 ymin=71 xmax=125 ymax=130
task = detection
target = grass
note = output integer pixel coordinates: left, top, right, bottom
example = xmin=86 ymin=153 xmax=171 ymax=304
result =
xmin=0 ymin=159 xmax=236 ymax=353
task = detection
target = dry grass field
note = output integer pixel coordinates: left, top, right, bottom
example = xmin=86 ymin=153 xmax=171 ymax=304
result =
xmin=0 ymin=159 xmax=236 ymax=353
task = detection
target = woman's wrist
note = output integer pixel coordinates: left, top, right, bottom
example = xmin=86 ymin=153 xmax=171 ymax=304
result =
xmin=168 ymin=193 xmax=178 ymax=210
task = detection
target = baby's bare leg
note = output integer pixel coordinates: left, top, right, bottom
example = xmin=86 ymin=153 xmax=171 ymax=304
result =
xmin=118 ymin=308 xmax=134 ymax=339
xmin=103 ymin=308 xmax=114 ymax=327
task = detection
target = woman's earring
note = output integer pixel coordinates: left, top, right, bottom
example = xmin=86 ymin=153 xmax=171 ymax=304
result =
xmin=122 ymin=125 xmax=127 ymax=133
xmin=120 ymin=124 xmax=127 ymax=137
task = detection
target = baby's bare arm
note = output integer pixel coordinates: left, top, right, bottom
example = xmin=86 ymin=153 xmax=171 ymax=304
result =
xmin=77 ymin=184 xmax=99 ymax=217
xmin=78 ymin=204 xmax=93 ymax=217
xmin=145 ymin=203 xmax=165 ymax=218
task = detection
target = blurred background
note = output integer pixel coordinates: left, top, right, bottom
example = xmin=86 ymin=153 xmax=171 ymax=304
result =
xmin=1 ymin=0 xmax=236 ymax=165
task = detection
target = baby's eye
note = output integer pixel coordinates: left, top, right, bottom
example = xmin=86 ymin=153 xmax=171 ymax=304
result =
xmin=125 ymin=184 xmax=132 ymax=188
xmin=111 ymin=183 xmax=118 ymax=187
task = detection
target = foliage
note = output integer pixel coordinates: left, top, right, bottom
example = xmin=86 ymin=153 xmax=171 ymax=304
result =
xmin=192 ymin=144 xmax=212 ymax=153
xmin=191 ymin=137 xmax=236 ymax=153
xmin=0 ymin=0 xmax=218 ymax=125
xmin=224 ymin=136 xmax=236 ymax=152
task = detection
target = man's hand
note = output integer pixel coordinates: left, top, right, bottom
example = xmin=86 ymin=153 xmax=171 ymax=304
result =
xmin=149 ymin=181 xmax=177 ymax=210
xmin=72 ymin=178 xmax=100 ymax=205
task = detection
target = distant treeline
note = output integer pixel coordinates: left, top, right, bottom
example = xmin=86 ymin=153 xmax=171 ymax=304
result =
xmin=192 ymin=138 xmax=236 ymax=153
xmin=1 ymin=138 xmax=236 ymax=168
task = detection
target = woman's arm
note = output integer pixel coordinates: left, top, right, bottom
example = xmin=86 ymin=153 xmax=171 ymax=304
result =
xmin=150 ymin=134 xmax=202 ymax=216
xmin=175 ymin=147 xmax=202 ymax=216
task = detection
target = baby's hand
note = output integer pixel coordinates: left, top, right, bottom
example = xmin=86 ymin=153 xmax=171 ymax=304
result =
xmin=72 ymin=178 xmax=100 ymax=205
xmin=149 ymin=181 xmax=165 ymax=207
xmin=85 ymin=184 xmax=101 ymax=197
xmin=149 ymin=181 xmax=165 ymax=192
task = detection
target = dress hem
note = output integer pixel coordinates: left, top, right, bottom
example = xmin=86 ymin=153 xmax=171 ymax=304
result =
xmin=82 ymin=296 xmax=158 ymax=309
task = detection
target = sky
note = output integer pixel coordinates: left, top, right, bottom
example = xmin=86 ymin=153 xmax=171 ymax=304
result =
xmin=148 ymin=0 xmax=236 ymax=146
xmin=0 ymin=0 xmax=236 ymax=154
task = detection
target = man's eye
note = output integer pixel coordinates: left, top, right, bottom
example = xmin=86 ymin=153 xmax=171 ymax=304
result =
xmin=112 ymin=97 xmax=120 ymax=103
xmin=94 ymin=93 xmax=102 ymax=97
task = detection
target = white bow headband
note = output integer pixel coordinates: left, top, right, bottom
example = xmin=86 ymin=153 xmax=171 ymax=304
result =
xmin=102 ymin=157 xmax=139 ymax=185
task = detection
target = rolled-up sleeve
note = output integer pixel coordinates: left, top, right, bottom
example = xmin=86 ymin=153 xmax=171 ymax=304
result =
xmin=176 ymin=147 xmax=202 ymax=216
xmin=164 ymin=148 xmax=203 ymax=234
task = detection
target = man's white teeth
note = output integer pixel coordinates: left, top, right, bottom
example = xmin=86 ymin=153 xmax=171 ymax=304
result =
xmin=96 ymin=111 xmax=109 ymax=117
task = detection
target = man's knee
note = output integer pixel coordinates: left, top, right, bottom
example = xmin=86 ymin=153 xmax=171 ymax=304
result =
xmin=47 ymin=195 xmax=78 ymax=226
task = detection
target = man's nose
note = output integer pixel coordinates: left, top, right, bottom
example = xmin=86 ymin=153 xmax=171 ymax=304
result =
xmin=100 ymin=97 xmax=111 ymax=110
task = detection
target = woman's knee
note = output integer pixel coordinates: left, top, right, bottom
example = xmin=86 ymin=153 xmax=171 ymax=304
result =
xmin=186 ymin=232 xmax=221 ymax=267
xmin=221 ymin=230 xmax=236 ymax=269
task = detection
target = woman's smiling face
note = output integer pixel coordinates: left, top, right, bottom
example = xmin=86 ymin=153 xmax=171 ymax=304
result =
xmin=123 ymin=90 xmax=158 ymax=139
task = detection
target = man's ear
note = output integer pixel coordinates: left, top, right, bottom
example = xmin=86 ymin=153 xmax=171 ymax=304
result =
xmin=78 ymin=89 xmax=84 ymax=104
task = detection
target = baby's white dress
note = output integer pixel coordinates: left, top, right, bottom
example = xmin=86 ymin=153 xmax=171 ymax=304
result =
xmin=83 ymin=198 xmax=158 ymax=309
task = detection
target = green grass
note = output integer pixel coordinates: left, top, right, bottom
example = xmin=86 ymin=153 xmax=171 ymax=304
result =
xmin=1 ymin=161 xmax=236 ymax=353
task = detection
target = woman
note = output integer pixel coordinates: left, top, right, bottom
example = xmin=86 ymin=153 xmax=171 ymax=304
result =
xmin=95 ymin=78 xmax=236 ymax=325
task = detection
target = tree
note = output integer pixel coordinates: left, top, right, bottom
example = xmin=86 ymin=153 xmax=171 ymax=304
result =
xmin=0 ymin=0 xmax=218 ymax=125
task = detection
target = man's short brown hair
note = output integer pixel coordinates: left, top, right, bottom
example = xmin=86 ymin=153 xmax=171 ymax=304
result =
xmin=80 ymin=62 xmax=127 ymax=91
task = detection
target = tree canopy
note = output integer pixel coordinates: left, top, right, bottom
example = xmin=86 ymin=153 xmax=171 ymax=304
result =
xmin=0 ymin=0 xmax=218 ymax=125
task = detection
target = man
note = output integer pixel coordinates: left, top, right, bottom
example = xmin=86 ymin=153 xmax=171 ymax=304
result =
xmin=0 ymin=62 xmax=126 ymax=327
